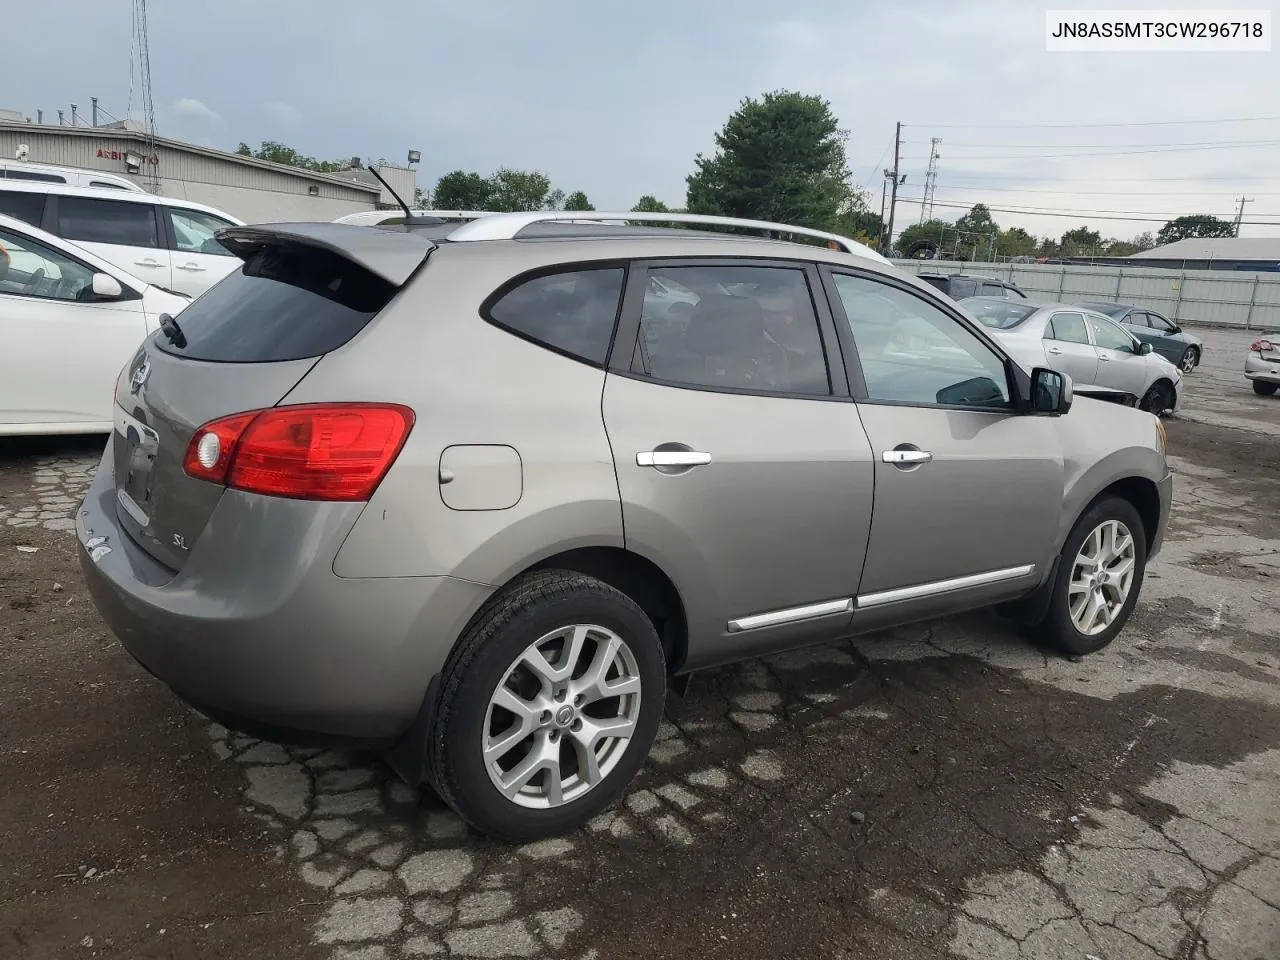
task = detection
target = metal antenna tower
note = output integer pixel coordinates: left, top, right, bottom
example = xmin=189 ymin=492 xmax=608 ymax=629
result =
xmin=131 ymin=0 xmax=160 ymax=187
xmin=920 ymin=137 xmax=941 ymax=224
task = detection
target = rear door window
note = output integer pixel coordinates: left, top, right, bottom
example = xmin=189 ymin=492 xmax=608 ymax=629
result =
xmin=151 ymin=244 xmax=397 ymax=363
xmin=57 ymin=196 xmax=160 ymax=248
xmin=0 ymin=189 xmax=47 ymax=226
xmin=485 ymin=267 xmax=625 ymax=366
xmin=1045 ymin=312 xmax=1090 ymax=344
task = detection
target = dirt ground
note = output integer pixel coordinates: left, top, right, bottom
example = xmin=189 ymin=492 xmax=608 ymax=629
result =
xmin=2 ymin=326 xmax=1278 ymax=960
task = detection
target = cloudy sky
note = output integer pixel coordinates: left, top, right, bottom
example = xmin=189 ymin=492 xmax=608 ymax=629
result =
xmin=4 ymin=0 xmax=1278 ymax=241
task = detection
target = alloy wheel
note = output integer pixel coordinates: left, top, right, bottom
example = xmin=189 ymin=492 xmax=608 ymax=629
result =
xmin=1068 ymin=519 xmax=1137 ymax=636
xmin=1180 ymin=349 xmax=1198 ymax=373
xmin=482 ymin=624 xmax=642 ymax=809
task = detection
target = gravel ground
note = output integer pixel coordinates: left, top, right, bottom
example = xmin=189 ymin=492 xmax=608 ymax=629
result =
xmin=1 ymin=325 xmax=1277 ymax=960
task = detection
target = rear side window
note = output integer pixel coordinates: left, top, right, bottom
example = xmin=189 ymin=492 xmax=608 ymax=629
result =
xmin=4 ymin=169 xmax=66 ymax=183
xmin=979 ymin=281 xmax=1006 ymax=296
xmin=1046 ymin=312 xmax=1090 ymax=344
xmin=486 ymin=267 xmax=625 ymax=366
xmin=0 ymin=189 xmax=47 ymax=226
xmin=57 ymin=196 xmax=159 ymax=248
xmin=949 ymin=278 xmax=979 ymax=299
xmin=152 ymin=244 xmax=397 ymax=363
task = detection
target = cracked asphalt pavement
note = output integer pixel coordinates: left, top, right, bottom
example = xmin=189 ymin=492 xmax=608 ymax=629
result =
xmin=2 ymin=325 xmax=1278 ymax=960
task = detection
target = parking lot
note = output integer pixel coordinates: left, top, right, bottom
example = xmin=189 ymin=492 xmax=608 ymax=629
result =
xmin=2 ymin=323 xmax=1277 ymax=960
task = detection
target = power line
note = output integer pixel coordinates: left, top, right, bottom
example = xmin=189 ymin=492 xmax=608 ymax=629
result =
xmin=898 ymin=197 xmax=1280 ymax=225
xmin=904 ymin=115 xmax=1280 ymax=129
xmin=931 ymin=184 xmax=1280 ymax=197
xmin=921 ymin=140 xmax=1280 ymax=161
xmin=926 ymin=174 xmax=1280 ymax=183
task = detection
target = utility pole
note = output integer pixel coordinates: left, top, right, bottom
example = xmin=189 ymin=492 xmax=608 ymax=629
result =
xmin=920 ymin=136 xmax=941 ymax=224
xmin=884 ymin=121 xmax=902 ymax=254
xmin=91 ymin=97 xmax=99 ymax=127
xmin=1233 ymin=196 xmax=1252 ymax=237
xmin=878 ymin=171 xmax=890 ymax=248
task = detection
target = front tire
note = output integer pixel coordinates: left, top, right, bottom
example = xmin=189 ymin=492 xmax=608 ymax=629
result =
xmin=1140 ymin=380 xmax=1174 ymax=415
xmin=428 ymin=570 xmax=666 ymax=841
xmin=1254 ymin=380 xmax=1278 ymax=396
xmin=1036 ymin=496 xmax=1147 ymax=656
xmin=1179 ymin=347 xmax=1199 ymax=373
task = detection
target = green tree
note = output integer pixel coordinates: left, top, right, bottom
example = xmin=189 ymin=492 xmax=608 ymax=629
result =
xmin=487 ymin=167 xmax=552 ymax=212
xmin=1060 ymin=226 xmax=1104 ymax=257
xmin=1156 ymin=214 xmax=1235 ymax=245
xmin=235 ymin=140 xmax=346 ymax=172
xmin=1131 ymin=231 xmax=1155 ymax=251
xmin=897 ymin=219 xmax=953 ymax=258
xmin=996 ymin=226 xmax=1036 ymax=258
xmin=952 ymin=203 xmax=999 ymax=259
xmin=685 ymin=90 xmax=850 ymax=231
xmin=632 ymin=195 xmax=670 ymax=213
xmin=433 ymin=170 xmax=492 ymax=210
xmin=563 ymin=190 xmax=594 ymax=211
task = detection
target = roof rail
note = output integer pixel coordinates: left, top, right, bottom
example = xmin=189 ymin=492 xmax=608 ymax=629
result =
xmin=443 ymin=210 xmax=889 ymax=263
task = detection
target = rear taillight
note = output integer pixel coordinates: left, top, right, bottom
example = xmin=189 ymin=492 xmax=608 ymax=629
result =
xmin=183 ymin=403 xmax=415 ymax=501
xmin=1251 ymin=339 xmax=1274 ymax=353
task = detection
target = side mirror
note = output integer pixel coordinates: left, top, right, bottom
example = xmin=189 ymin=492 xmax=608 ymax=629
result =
xmin=1030 ymin=367 xmax=1072 ymax=415
xmin=91 ymin=272 xmax=123 ymax=299
xmin=1139 ymin=341 xmax=1153 ymax=355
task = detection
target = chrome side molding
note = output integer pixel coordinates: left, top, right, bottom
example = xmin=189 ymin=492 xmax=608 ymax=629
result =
xmin=727 ymin=597 xmax=854 ymax=633
xmin=857 ymin=564 xmax=1036 ymax=609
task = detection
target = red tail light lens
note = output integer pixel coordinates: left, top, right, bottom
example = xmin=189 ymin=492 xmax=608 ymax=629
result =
xmin=1251 ymin=339 xmax=1274 ymax=353
xmin=183 ymin=403 xmax=414 ymax=501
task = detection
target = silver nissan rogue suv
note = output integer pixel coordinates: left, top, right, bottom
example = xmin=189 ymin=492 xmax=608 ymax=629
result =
xmin=77 ymin=210 xmax=1174 ymax=841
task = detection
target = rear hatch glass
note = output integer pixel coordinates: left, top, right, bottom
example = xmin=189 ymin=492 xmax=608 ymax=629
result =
xmin=152 ymin=244 xmax=397 ymax=363
xmin=114 ymin=237 xmax=415 ymax=572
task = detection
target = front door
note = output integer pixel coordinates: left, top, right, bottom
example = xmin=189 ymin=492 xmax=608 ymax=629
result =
xmin=1087 ymin=314 xmax=1151 ymax=396
xmin=1042 ymin=311 xmax=1100 ymax=386
xmin=166 ymin=207 xmax=242 ymax=298
xmin=604 ymin=259 xmax=875 ymax=669
xmin=823 ymin=269 xmax=1062 ymax=625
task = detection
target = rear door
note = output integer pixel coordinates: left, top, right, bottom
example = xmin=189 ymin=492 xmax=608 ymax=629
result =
xmin=110 ymin=236 xmax=421 ymax=571
xmin=164 ymin=206 xmax=242 ymax=298
xmin=52 ymin=194 xmax=174 ymax=290
xmin=823 ymin=268 xmax=1060 ymax=623
xmin=603 ymin=258 xmax=874 ymax=669
xmin=0 ymin=224 xmax=148 ymax=427
xmin=1042 ymin=311 xmax=1100 ymax=385
xmin=1086 ymin=313 xmax=1150 ymax=395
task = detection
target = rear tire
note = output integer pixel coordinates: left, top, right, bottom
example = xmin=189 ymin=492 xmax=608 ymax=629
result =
xmin=1140 ymin=380 xmax=1174 ymax=415
xmin=1254 ymin=380 xmax=1278 ymax=396
xmin=1035 ymin=496 xmax=1147 ymax=657
xmin=1179 ymin=347 xmax=1199 ymax=373
xmin=428 ymin=569 xmax=666 ymax=842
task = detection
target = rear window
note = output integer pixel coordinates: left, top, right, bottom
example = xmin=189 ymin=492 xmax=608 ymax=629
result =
xmin=58 ymin=196 xmax=159 ymax=248
xmin=486 ymin=267 xmax=626 ymax=366
xmin=917 ymin=275 xmax=948 ymax=292
xmin=0 ymin=189 xmax=46 ymax=226
xmin=948 ymin=278 xmax=979 ymax=299
xmin=965 ymin=299 xmax=1039 ymax=330
xmin=152 ymin=244 xmax=397 ymax=363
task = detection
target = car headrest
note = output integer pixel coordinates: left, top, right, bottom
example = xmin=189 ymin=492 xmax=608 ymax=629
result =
xmin=682 ymin=294 xmax=765 ymax=355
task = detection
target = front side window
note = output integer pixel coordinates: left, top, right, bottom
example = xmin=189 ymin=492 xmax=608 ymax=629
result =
xmin=1149 ymin=312 xmax=1176 ymax=332
xmin=636 ymin=264 xmax=830 ymax=396
xmin=486 ymin=267 xmax=625 ymax=366
xmin=1088 ymin=315 xmax=1137 ymax=352
xmin=169 ymin=208 xmax=236 ymax=256
xmin=1123 ymin=311 xmax=1151 ymax=328
xmin=832 ymin=273 xmax=1010 ymax=408
xmin=0 ymin=227 xmax=98 ymax=301
xmin=57 ymin=196 xmax=159 ymax=248
xmin=1046 ymin=312 xmax=1090 ymax=344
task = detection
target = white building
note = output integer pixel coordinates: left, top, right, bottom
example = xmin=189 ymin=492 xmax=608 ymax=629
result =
xmin=0 ymin=118 xmax=415 ymax=224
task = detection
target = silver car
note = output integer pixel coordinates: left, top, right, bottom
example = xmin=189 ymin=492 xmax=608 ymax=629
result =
xmin=963 ymin=297 xmax=1183 ymax=416
xmin=77 ymin=211 xmax=1173 ymax=841
xmin=1245 ymin=332 xmax=1280 ymax=395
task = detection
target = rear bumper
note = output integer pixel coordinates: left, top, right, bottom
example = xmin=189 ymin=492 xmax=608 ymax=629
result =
xmin=76 ymin=440 xmax=491 ymax=742
xmin=1244 ymin=353 xmax=1280 ymax=384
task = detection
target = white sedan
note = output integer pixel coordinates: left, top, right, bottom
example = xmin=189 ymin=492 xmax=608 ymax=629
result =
xmin=0 ymin=212 xmax=191 ymax=436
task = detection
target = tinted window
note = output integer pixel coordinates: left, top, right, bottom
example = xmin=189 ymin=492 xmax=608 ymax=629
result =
xmin=949 ymin=278 xmax=979 ymax=299
xmin=0 ymin=189 xmax=46 ymax=226
xmin=966 ymin=299 xmax=1038 ymax=330
xmin=917 ymin=275 xmax=949 ymax=292
xmin=1089 ymin=315 xmax=1136 ymax=352
xmin=637 ymin=264 xmax=830 ymax=396
xmin=57 ymin=196 xmax=159 ymax=248
xmin=89 ymin=180 xmax=130 ymax=190
xmin=979 ymin=281 xmax=1006 ymax=297
xmin=0 ymin=226 xmax=98 ymax=301
xmin=487 ymin=268 xmax=625 ymax=366
xmin=4 ymin=169 xmax=66 ymax=183
xmin=152 ymin=244 xmax=396 ymax=363
xmin=1148 ymin=312 xmax=1176 ymax=332
xmin=1046 ymin=312 xmax=1090 ymax=344
xmin=832 ymin=273 xmax=1010 ymax=408
xmin=169 ymin=208 xmax=236 ymax=256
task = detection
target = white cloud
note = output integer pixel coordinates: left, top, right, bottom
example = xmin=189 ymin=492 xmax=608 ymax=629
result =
xmin=263 ymin=101 xmax=304 ymax=130
xmin=171 ymin=97 xmax=223 ymax=126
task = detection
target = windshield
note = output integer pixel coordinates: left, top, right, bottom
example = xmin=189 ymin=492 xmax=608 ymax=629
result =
xmin=965 ymin=299 xmax=1039 ymax=330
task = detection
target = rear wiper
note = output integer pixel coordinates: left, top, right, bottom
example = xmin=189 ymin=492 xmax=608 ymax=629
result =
xmin=158 ymin=313 xmax=187 ymax=349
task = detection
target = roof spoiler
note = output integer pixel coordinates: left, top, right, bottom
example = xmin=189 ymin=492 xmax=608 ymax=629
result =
xmin=216 ymin=223 xmax=436 ymax=286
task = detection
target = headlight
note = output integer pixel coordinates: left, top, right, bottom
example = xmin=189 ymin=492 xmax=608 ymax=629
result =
xmin=1154 ymin=416 xmax=1166 ymax=454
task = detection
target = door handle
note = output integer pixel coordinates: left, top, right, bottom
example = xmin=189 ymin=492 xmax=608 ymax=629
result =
xmin=1047 ymin=347 xmax=1063 ymax=355
xmin=637 ymin=450 xmax=712 ymax=468
xmin=882 ymin=449 xmax=932 ymax=465
xmin=1099 ymin=354 xmax=1111 ymax=362
xmin=133 ymin=259 xmax=162 ymax=268
xmin=176 ymin=263 xmax=207 ymax=272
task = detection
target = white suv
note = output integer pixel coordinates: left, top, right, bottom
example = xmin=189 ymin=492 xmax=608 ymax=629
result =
xmin=0 ymin=159 xmax=146 ymax=192
xmin=0 ymin=180 xmax=244 ymax=298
